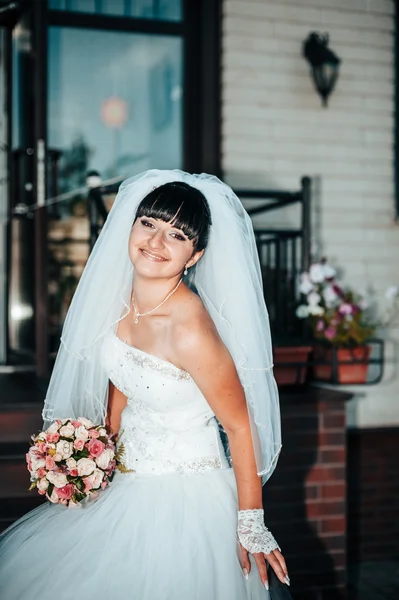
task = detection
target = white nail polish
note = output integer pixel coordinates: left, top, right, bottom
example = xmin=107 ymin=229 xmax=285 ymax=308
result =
xmin=284 ymin=575 xmax=290 ymax=586
xmin=264 ymin=581 xmax=269 ymax=591
xmin=243 ymin=568 xmax=249 ymax=580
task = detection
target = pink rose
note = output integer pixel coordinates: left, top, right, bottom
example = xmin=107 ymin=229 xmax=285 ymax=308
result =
xmin=87 ymin=439 xmax=105 ymax=458
xmin=45 ymin=455 xmax=56 ymax=470
xmin=325 ymin=326 xmax=337 ymax=340
xmin=88 ymin=429 xmax=100 ymax=439
xmin=83 ymin=476 xmax=94 ymax=493
xmin=338 ymin=303 xmax=353 ymax=315
xmin=37 ymin=442 xmax=47 ymax=453
xmin=71 ymin=420 xmax=81 ymax=428
xmin=57 ymin=484 xmax=73 ymax=500
xmin=46 ymin=432 xmax=60 ymax=444
xmin=37 ymin=467 xmax=47 ymax=478
xmin=74 ymin=438 xmax=85 ymax=451
xmin=101 ymin=481 xmax=107 ymax=490
xmin=70 ymin=469 xmax=79 ymax=477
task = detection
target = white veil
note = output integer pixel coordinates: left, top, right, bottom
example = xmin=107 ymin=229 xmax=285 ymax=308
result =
xmin=42 ymin=169 xmax=281 ymax=482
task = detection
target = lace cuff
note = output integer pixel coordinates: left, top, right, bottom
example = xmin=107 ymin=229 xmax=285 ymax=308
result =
xmin=237 ymin=508 xmax=280 ymax=555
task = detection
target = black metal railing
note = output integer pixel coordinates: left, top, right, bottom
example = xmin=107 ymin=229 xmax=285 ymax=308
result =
xmin=234 ymin=177 xmax=311 ymax=342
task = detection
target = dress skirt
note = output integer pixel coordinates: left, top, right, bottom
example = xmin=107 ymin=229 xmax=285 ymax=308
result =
xmin=0 ymin=468 xmax=271 ymax=600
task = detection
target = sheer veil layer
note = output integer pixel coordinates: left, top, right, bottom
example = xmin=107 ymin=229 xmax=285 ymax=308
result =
xmin=42 ymin=170 xmax=281 ymax=482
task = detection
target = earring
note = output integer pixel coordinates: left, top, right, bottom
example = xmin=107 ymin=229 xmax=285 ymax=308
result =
xmin=184 ymin=265 xmax=188 ymax=276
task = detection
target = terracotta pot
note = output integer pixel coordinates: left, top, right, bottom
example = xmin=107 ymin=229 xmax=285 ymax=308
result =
xmin=313 ymin=345 xmax=371 ymax=384
xmin=274 ymin=346 xmax=313 ymax=386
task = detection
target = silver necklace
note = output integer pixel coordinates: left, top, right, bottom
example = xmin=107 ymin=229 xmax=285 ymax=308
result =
xmin=131 ymin=278 xmax=183 ymax=324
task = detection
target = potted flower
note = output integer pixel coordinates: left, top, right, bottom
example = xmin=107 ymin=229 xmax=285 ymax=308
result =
xmin=296 ymin=259 xmax=384 ymax=384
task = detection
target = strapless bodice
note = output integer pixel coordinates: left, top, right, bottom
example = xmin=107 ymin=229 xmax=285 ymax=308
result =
xmin=102 ymin=333 xmax=229 ymax=476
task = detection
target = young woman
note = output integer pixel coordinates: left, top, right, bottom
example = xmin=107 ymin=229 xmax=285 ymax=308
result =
xmin=0 ymin=170 xmax=289 ymax=599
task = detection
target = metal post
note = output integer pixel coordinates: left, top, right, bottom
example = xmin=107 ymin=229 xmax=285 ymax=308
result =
xmin=301 ymin=176 xmax=312 ymax=271
xmin=33 ymin=0 xmax=49 ymax=377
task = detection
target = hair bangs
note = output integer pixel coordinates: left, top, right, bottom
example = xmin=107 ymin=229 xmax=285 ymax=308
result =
xmin=135 ymin=182 xmax=212 ymax=252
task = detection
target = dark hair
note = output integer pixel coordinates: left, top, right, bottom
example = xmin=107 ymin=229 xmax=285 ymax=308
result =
xmin=134 ymin=181 xmax=212 ymax=252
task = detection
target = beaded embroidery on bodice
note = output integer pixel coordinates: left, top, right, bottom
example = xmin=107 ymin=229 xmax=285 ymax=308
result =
xmin=102 ymin=333 xmax=229 ymax=476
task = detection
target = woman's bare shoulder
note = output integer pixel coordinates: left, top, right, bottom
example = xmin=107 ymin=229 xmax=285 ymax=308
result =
xmin=170 ymin=288 xmax=222 ymax=358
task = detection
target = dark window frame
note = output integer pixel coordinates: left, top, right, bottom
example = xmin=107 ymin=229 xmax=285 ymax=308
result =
xmin=47 ymin=0 xmax=221 ymax=176
xmin=395 ymin=0 xmax=399 ymax=220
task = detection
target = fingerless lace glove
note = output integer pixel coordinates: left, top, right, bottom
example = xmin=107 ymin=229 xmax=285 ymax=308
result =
xmin=237 ymin=509 xmax=280 ymax=555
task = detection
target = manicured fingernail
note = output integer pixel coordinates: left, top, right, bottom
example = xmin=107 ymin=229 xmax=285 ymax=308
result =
xmin=264 ymin=581 xmax=269 ymax=591
xmin=243 ymin=568 xmax=249 ymax=580
xmin=284 ymin=575 xmax=290 ymax=586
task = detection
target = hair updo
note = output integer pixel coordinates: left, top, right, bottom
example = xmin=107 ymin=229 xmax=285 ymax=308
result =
xmin=134 ymin=182 xmax=212 ymax=253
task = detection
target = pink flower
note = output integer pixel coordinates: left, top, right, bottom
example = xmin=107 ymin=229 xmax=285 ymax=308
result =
xmin=338 ymin=303 xmax=353 ymax=315
xmin=87 ymin=439 xmax=105 ymax=458
xmin=74 ymin=438 xmax=85 ymax=451
xmin=316 ymin=320 xmax=325 ymax=332
xmin=88 ymin=429 xmax=100 ymax=439
xmin=57 ymin=484 xmax=73 ymax=500
xmin=45 ymin=455 xmax=56 ymax=470
xmin=325 ymin=326 xmax=337 ymax=340
xmin=37 ymin=467 xmax=47 ymax=478
xmin=69 ymin=468 xmax=79 ymax=477
xmin=37 ymin=441 xmax=47 ymax=453
xmin=46 ymin=432 xmax=60 ymax=444
xmin=101 ymin=481 xmax=107 ymax=490
xmin=83 ymin=476 xmax=94 ymax=493
xmin=71 ymin=420 xmax=81 ymax=428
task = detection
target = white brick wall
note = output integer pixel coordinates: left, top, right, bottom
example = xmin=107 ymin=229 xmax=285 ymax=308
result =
xmin=222 ymin=0 xmax=399 ymax=427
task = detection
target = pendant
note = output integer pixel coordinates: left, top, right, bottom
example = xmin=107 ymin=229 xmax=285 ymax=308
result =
xmin=134 ymin=315 xmax=139 ymax=324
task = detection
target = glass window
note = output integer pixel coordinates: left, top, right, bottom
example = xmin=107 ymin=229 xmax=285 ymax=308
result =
xmin=48 ymin=26 xmax=183 ymax=197
xmin=49 ymin=0 xmax=182 ymax=21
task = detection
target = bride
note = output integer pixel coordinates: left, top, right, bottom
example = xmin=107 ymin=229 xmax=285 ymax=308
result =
xmin=0 ymin=170 xmax=290 ymax=599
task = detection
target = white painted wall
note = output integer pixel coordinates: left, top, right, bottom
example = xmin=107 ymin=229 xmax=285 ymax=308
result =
xmin=222 ymin=0 xmax=399 ymax=427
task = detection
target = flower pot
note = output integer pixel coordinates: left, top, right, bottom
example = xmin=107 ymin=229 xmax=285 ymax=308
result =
xmin=274 ymin=346 xmax=313 ymax=386
xmin=313 ymin=345 xmax=371 ymax=384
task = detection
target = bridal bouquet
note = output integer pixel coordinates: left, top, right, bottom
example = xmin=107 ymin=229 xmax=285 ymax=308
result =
xmin=26 ymin=417 xmax=118 ymax=508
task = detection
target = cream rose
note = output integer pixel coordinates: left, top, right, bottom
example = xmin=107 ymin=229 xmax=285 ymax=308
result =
xmin=91 ymin=468 xmax=104 ymax=489
xmin=78 ymin=417 xmax=95 ymax=429
xmin=46 ymin=471 xmax=68 ymax=488
xmin=59 ymin=423 xmax=75 ymax=438
xmin=98 ymin=428 xmax=107 ymax=438
xmin=56 ymin=440 xmax=74 ymax=459
xmin=76 ymin=457 xmax=96 ymax=476
xmin=46 ymin=422 xmax=60 ymax=434
xmin=66 ymin=457 xmax=77 ymax=470
xmin=37 ymin=477 xmax=49 ymax=492
xmin=95 ymin=448 xmax=114 ymax=470
xmin=74 ymin=426 xmax=89 ymax=441
xmin=30 ymin=456 xmax=46 ymax=473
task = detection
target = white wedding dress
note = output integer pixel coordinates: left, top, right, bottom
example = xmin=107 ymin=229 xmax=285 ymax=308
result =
xmin=0 ymin=333 xmax=270 ymax=599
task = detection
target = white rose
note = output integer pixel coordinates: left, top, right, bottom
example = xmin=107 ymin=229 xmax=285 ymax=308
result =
xmin=308 ymin=305 xmax=324 ymax=316
xmin=309 ymin=263 xmax=325 ymax=284
xmin=46 ymin=422 xmax=60 ymax=434
xmin=98 ymin=428 xmax=107 ymax=438
xmin=95 ymin=448 xmax=114 ymax=470
xmin=308 ymin=292 xmax=321 ymax=307
xmin=91 ymin=468 xmax=104 ymax=489
xmin=322 ymin=263 xmax=336 ymax=279
xmin=78 ymin=417 xmax=95 ymax=429
xmin=299 ymin=273 xmax=314 ymax=295
xmin=323 ymin=285 xmax=338 ymax=308
xmin=296 ymin=305 xmax=309 ymax=319
xmin=30 ymin=456 xmax=46 ymax=472
xmin=46 ymin=471 xmax=68 ymax=488
xmin=37 ymin=477 xmax=49 ymax=492
xmin=76 ymin=457 xmax=96 ymax=476
xmin=74 ymin=426 xmax=89 ymax=441
xmin=37 ymin=432 xmax=47 ymax=441
xmin=53 ymin=453 xmax=62 ymax=462
xmin=59 ymin=423 xmax=75 ymax=438
xmin=66 ymin=457 xmax=77 ymax=470
xmin=48 ymin=489 xmax=59 ymax=503
xmin=56 ymin=440 xmax=74 ymax=459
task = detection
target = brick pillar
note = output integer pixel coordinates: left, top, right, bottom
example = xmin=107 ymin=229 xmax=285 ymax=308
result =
xmin=263 ymin=387 xmax=351 ymax=600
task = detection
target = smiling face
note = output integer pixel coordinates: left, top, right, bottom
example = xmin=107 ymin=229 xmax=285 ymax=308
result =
xmin=128 ymin=216 xmax=204 ymax=278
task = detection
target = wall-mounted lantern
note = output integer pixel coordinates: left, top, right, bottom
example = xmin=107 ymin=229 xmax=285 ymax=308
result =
xmin=303 ymin=32 xmax=341 ymax=107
